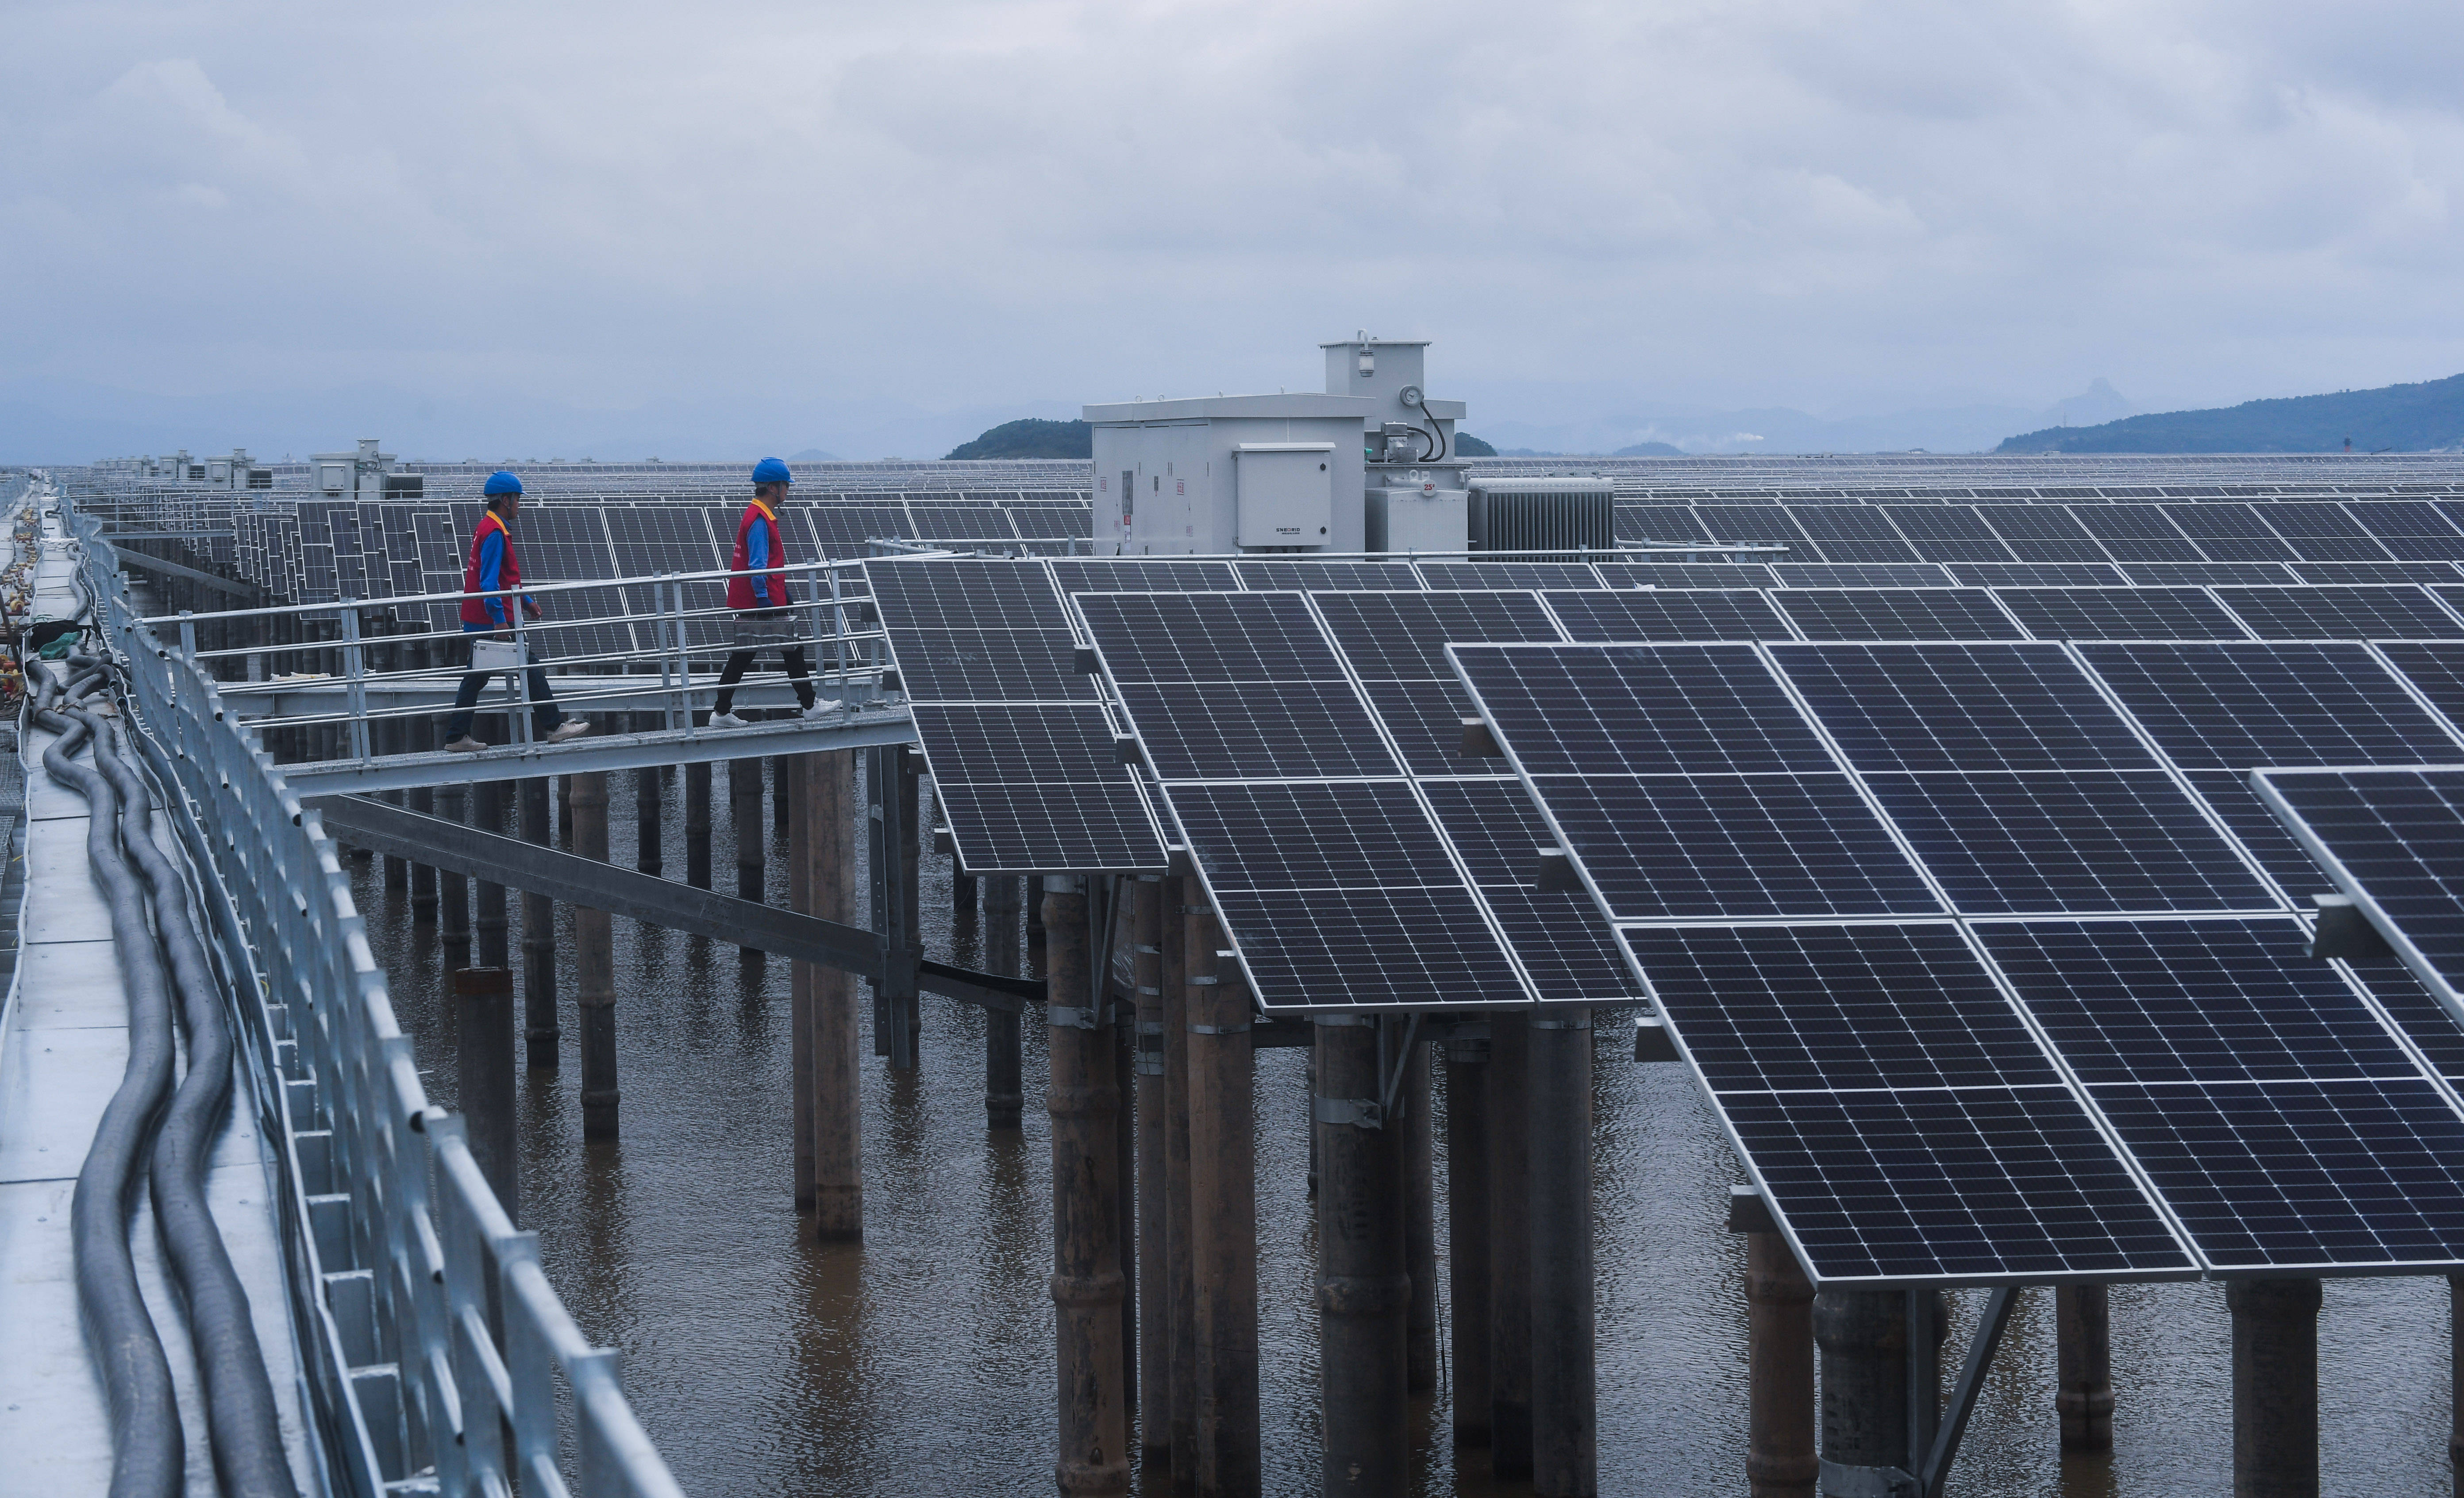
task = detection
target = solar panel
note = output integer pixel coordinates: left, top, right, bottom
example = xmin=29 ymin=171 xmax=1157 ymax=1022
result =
xmin=1784 ymin=506 xmax=1921 ymax=563
xmin=1414 ymin=561 xmax=1602 ymax=589
xmin=2260 ymin=502 xmax=2390 ymax=562
xmin=2291 ymin=561 xmax=2464 ymax=584
xmin=1771 ymin=588 xmax=2025 ymax=641
xmin=1617 ymin=505 xmax=1713 ymax=544
xmin=1883 ymin=505 xmax=2015 ymax=563
xmin=1973 ymin=505 xmax=2110 ymax=562
xmin=2215 ymin=584 xmax=2464 ymax=638
xmin=1862 ymin=771 xmax=2270 ymax=914
xmin=1077 ymin=591 xmax=1542 ymax=1011
xmin=1715 ymin=1082 xmax=2191 ymax=1283
xmin=1770 ymin=642 xmax=2160 ymax=774
xmin=2075 ymin=642 xmax=2464 ymax=770
xmin=1597 ymin=559 xmax=1779 ymax=588
xmin=2068 ymin=504 xmax=2205 ymax=562
xmin=865 ymin=558 xmax=1165 ymax=873
xmin=2162 ymin=503 xmax=2300 ymax=561
xmin=1052 ymin=558 xmax=1241 ymax=592
xmin=1989 ymin=586 xmax=2249 ymax=641
xmin=1540 ymin=587 xmax=1789 ymax=642
xmin=1770 ymin=562 xmax=1954 ymax=587
xmin=1944 ymin=561 xmax=2127 ymax=588
xmin=1980 ymin=917 xmax=2464 ymax=1272
xmin=914 ymin=705 xmax=1169 ymax=872
xmin=1311 ymin=591 xmax=1560 ymax=679
xmin=1233 ymin=559 xmax=1422 ymax=590
xmin=2114 ymin=561 xmax=2301 ymax=587
xmin=1449 ymin=644 xmax=1938 ymax=921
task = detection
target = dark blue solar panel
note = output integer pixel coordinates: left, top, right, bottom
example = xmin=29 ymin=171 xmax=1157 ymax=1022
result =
xmin=2092 ymin=1077 xmax=2464 ymax=1270
xmin=1775 ymin=642 xmax=2158 ymax=774
xmin=1862 ymin=771 xmax=2272 ymax=914
xmin=1774 ymin=588 xmax=2026 ymax=641
xmin=1115 ymin=679 xmax=1395 ymax=780
xmin=1529 ymin=773 xmax=1942 ymax=920
xmin=1451 ymin=643 xmax=1836 ymax=776
xmin=1078 ymin=592 xmax=1344 ymax=682
xmin=1541 ymin=588 xmax=1789 ymax=642
xmin=2215 ymin=584 xmax=2464 ymax=639
xmin=1771 ymin=563 xmax=1954 ymax=587
xmin=1312 ymin=590 xmax=1560 ymax=679
xmin=2076 ymin=641 xmax=2459 ymax=769
xmin=2116 ymin=561 xmax=2299 ymax=587
xmin=1629 ymin=924 xmax=2058 ymax=1092
xmin=1990 ymin=587 xmax=2248 ymax=641
xmin=1885 ymin=505 xmax=2016 ymax=563
xmin=1946 ymin=561 xmax=2128 ymax=588
xmin=1722 ymin=1085 xmax=2191 ymax=1281
xmin=1973 ymin=919 xmax=2415 ymax=1086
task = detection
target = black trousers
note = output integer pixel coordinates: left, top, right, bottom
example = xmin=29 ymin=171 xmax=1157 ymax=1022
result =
xmin=714 ymin=643 xmax=814 ymax=714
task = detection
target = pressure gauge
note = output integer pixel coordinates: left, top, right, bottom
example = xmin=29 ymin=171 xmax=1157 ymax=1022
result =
xmin=1399 ymin=385 xmax=1424 ymax=408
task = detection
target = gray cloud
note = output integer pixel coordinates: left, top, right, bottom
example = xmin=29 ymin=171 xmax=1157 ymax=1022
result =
xmin=3 ymin=0 xmax=2460 ymax=459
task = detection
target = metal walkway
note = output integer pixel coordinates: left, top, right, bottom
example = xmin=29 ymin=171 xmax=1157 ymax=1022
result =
xmin=4 ymin=483 xmax=688 ymax=1497
xmin=0 ymin=720 xmax=313 ymax=1496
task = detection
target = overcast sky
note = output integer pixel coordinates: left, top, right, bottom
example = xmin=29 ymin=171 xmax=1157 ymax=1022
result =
xmin=4 ymin=0 xmax=2460 ymax=458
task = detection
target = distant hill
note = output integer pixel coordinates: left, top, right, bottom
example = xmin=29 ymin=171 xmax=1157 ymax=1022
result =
xmin=1613 ymin=440 xmax=1684 ymax=457
xmin=1998 ymin=373 xmax=2464 ymax=453
xmin=1454 ymin=433 xmax=1498 ymax=457
xmin=788 ymin=447 xmax=838 ymax=462
xmin=946 ymin=418 xmax=1092 ymax=460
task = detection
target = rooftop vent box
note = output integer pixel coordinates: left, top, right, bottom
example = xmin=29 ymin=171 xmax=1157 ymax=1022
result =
xmin=1467 ymin=478 xmax=1616 ymax=553
xmin=1234 ymin=443 xmax=1336 ymax=549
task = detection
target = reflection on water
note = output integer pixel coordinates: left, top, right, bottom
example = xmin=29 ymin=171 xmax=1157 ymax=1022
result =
xmin=356 ymin=761 xmax=2456 ymax=1495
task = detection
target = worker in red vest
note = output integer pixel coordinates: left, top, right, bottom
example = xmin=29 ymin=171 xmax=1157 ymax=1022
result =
xmin=442 ymin=471 xmax=591 ymax=750
xmin=708 ymin=457 xmax=825 ymax=726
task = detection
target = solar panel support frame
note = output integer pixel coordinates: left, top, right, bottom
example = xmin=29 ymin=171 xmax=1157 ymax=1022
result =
xmin=2255 ymin=765 xmax=2464 ymax=1041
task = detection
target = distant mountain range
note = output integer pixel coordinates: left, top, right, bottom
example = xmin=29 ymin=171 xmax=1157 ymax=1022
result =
xmin=1997 ymin=373 xmax=2464 ymax=453
xmin=1473 ymin=380 xmax=2138 ymax=457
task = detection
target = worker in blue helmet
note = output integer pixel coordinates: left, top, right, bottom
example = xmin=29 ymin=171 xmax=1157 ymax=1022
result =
xmin=709 ymin=457 xmax=826 ymax=727
xmin=442 ymin=471 xmax=590 ymax=750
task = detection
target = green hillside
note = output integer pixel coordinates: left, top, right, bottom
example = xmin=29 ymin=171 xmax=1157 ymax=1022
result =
xmin=946 ymin=419 xmax=1092 ymax=460
xmin=1998 ymin=373 xmax=2464 ymax=453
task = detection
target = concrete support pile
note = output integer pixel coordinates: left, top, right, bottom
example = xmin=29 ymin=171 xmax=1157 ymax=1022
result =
xmin=520 ymin=777 xmax=558 ymax=1069
xmin=1044 ymin=878 xmax=1129 ymax=1497
xmin=805 ymin=749 xmax=862 ymax=1241
xmin=1183 ymin=896 xmax=1259 ymax=1495
xmin=1445 ymin=1037 xmax=1493 ymax=1450
xmin=454 ymin=966 xmax=518 ymax=1225
xmin=2057 ymin=1285 xmax=2113 ymax=1452
xmin=1314 ymin=1015 xmax=1409 ymax=1494
xmin=1528 ymin=1012 xmax=1597 ymax=1498
xmin=2230 ymin=1279 xmax=2319 ymax=1498
xmin=572 ymin=771 xmax=618 ymax=1138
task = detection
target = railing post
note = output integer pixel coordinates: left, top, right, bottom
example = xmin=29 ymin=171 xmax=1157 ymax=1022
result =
xmin=341 ymin=601 xmax=371 ymax=762
xmin=510 ymin=586 xmax=533 ymax=745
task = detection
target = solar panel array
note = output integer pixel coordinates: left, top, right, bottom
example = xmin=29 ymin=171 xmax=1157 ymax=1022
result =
xmin=1454 ymin=637 xmax=2464 ymax=1285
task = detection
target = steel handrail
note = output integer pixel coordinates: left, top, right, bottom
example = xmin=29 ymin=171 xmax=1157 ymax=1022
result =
xmin=64 ymin=497 xmax=689 ymax=1498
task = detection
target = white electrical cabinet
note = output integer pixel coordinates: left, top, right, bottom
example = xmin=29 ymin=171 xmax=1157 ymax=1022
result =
xmin=1233 ymin=444 xmax=1336 ymax=547
xmin=1085 ymin=394 xmax=1372 ymax=555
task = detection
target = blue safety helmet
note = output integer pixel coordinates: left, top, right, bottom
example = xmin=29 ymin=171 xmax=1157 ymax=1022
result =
xmin=751 ymin=457 xmax=792 ymax=487
xmin=483 ymin=469 xmax=524 ymax=497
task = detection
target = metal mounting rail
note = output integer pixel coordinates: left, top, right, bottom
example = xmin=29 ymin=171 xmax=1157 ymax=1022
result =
xmin=278 ymin=709 xmax=918 ymax=794
xmin=62 ymin=497 xmax=689 ymax=1497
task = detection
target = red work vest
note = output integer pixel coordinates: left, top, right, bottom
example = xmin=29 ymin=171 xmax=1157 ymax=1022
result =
xmin=728 ymin=498 xmax=787 ymax=609
xmin=458 ymin=510 xmax=523 ymax=626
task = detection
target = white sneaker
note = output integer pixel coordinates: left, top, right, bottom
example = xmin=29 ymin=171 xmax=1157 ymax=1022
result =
xmin=544 ymin=720 xmax=592 ymax=743
xmin=708 ymin=712 xmax=750 ymax=728
xmin=443 ymin=735 xmax=488 ymax=754
xmin=799 ymin=703 xmax=834 ymax=721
